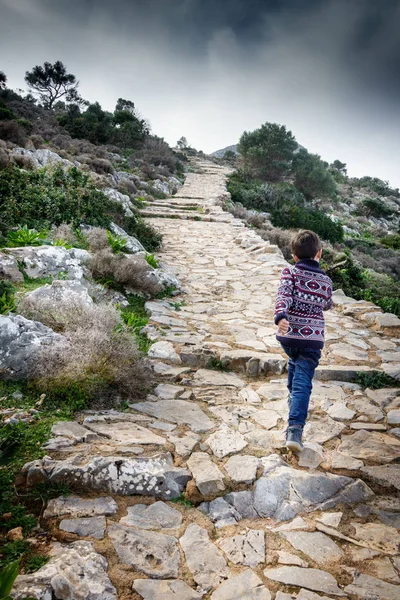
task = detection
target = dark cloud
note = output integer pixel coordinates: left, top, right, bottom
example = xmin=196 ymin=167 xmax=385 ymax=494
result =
xmin=1 ymin=0 xmax=399 ymax=185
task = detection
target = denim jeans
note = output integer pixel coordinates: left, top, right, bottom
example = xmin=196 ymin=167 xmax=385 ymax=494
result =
xmin=281 ymin=345 xmax=321 ymax=428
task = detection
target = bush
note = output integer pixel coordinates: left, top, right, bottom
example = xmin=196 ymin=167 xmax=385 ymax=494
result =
xmin=89 ymin=248 xmax=163 ymax=296
xmin=0 ymin=164 xmax=121 ymax=242
xmin=238 ymin=122 xmax=297 ymax=181
xmin=30 ymin=303 xmax=149 ymax=402
xmin=85 ymin=227 xmax=109 ymax=252
xmin=0 ymin=147 xmax=8 ymax=169
xmin=29 ymin=134 xmax=45 ymax=149
xmin=292 ymin=149 xmax=337 ymax=200
xmin=121 ymin=215 xmax=162 ymax=252
xmin=0 ymin=281 xmax=16 ymax=314
xmin=11 ymin=153 xmax=35 ymax=170
xmin=380 ymin=234 xmax=400 ymax=250
xmin=133 ymin=136 xmax=178 ymax=172
xmin=117 ymin=179 xmax=137 ymax=196
xmin=352 ymin=176 xmax=399 ymax=198
xmin=270 ymin=204 xmax=344 ymax=244
xmin=0 ymin=120 xmax=27 ymax=145
xmin=88 ymin=157 xmax=114 ymax=175
xmin=360 ymin=197 xmax=394 ymax=218
xmin=49 ymin=223 xmax=78 ymax=245
xmin=227 ymin=172 xmax=305 ymax=212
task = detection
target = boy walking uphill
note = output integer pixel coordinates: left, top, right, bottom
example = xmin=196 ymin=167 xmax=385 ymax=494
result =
xmin=274 ymin=230 xmax=333 ymax=452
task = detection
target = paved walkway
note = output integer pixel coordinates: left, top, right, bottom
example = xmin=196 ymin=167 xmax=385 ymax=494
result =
xmin=15 ymin=160 xmax=400 ymax=600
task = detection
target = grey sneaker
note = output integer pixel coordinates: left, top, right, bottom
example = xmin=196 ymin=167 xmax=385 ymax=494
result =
xmin=286 ymin=427 xmax=304 ymax=452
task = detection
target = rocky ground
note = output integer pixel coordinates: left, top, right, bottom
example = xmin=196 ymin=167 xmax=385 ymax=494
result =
xmin=9 ymin=160 xmax=400 ymax=600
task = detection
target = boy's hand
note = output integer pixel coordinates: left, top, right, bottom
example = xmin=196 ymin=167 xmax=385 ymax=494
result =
xmin=277 ymin=318 xmax=289 ymax=335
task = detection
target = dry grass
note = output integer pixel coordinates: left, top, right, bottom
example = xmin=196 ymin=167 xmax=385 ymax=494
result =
xmin=49 ymin=223 xmax=78 ymax=245
xmin=85 ymin=227 xmax=109 ymax=252
xmin=90 ymin=248 xmax=163 ymax=296
xmin=29 ymin=302 xmax=149 ymax=401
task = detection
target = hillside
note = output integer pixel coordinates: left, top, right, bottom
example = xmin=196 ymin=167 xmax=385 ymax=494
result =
xmin=211 ymin=143 xmax=238 ymax=158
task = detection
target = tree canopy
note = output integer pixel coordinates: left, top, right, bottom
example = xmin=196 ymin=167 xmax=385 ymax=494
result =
xmin=24 ymin=61 xmax=82 ymax=108
xmin=0 ymin=71 xmax=6 ymax=90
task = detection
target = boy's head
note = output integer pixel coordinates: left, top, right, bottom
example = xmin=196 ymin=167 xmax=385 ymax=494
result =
xmin=291 ymin=230 xmax=322 ymax=260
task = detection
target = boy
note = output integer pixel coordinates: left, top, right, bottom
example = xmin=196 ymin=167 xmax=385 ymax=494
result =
xmin=274 ymin=230 xmax=333 ymax=452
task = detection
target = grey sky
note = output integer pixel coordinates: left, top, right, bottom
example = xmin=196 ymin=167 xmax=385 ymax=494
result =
xmin=1 ymin=0 xmax=400 ymax=186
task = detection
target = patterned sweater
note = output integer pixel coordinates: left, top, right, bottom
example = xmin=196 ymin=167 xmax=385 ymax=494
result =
xmin=274 ymin=259 xmax=333 ymax=349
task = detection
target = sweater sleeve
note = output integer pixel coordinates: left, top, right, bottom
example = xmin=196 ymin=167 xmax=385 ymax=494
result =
xmin=274 ymin=266 xmax=295 ymax=325
xmin=323 ymin=277 xmax=333 ymax=311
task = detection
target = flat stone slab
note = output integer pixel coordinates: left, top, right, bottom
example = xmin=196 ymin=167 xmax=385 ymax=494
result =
xmin=84 ymin=420 xmax=165 ymax=445
xmin=131 ymin=399 xmax=214 ymax=432
xmin=220 ymin=349 xmax=286 ymax=375
xmin=211 ymin=569 xmax=271 ymax=599
xmin=187 ymin=452 xmax=225 ymax=497
xmin=224 ymin=455 xmax=260 ymax=484
xmin=217 ymin=529 xmax=265 ymax=567
xmin=277 ymin=550 xmax=308 ymax=567
xmin=304 ymin=416 xmax=345 ymax=444
xmin=361 ymin=464 xmax=400 ymax=491
xmin=44 ymin=495 xmax=118 ymax=519
xmin=206 ymin=425 xmax=248 ymax=458
xmin=344 ymin=572 xmax=400 ymax=600
xmin=330 ymin=343 xmax=368 ymax=361
xmin=180 ymin=524 xmax=231 ymax=591
xmin=154 ymin=383 xmax=185 ymax=399
xmin=263 ymin=566 xmax=345 ymax=596
xmin=133 ymin=579 xmax=202 ymax=600
xmin=388 ymin=409 xmax=400 ymax=424
xmin=24 ymin=453 xmax=190 ymax=499
xmin=120 ymin=501 xmax=182 ymax=530
xmin=148 ymin=341 xmax=182 ymax=364
xmin=337 ymin=430 xmax=400 ymax=463
xmin=109 ymin=523 xmax=180 ymax=578
xmin=51 ymin=421 xmax=91 ymax=442
xmin=280 ymin=531 xmax=344 ymax=565
xmin=11 ymin=541 xmax=116 ymax=600
xmin=353 ymin=522 xmax=400 ymax=555
xmin=193 ymin=368 xmax=245 ymax=388
xmin=59 ymin=516 xmax=106 ymax=539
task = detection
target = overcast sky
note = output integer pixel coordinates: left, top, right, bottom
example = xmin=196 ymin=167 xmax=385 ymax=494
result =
xmin=1 ymin=0 xmax=400 ymax=186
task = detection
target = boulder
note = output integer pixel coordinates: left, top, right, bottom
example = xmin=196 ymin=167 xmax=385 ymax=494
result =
xmin=109 ymin=222 xmax=144 ymax=253
xmin=103 ymin=187 xmax=134 ymax=216
xmin=0 ymin=314 xmax=66 ymax=380
xmin=11 ymin=541 xmax=116 ymax=600
xmin=0 ymin=251 xmax=24 ymax=282
xmin=21 ymin=280 xmax=93 ymax=311
xmin=8 ymin=246 xmax=90 ymax=280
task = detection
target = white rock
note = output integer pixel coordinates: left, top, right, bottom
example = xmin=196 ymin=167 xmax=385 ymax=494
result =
xmin=224 ymin=455 xmax=259 ymax=484
xmin=187 ymin=452 xmax=225 ymax=496
xmin=148 ymin=341 xmax=182 ymax=364
xmin=218 ymin=529 xmax=265 ymax=567
xmin=211 ymin=569 xmax=271 ymax=600
xmin=206 ymin=425 xmax=248 ymax=458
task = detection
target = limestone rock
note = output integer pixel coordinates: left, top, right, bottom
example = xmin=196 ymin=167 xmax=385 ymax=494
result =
xmin=330 ymin=343 xmax=368 ymax=361
xmin=323 ymin=451 xmax=364 ymax=470
xmin=316 ymin=512 xmax=342 ymax=528
xmin=168 ymin=432 xmax=200 ymax=457
xmin=304 ymin=416 xmax=345 ymax=444
xmin=0 ymin=314 xmax=66 ymax=380
xmin=238 ymin=387 xmax=262 ymax=404
xmin=154 ymin=383 xmax=184 ymax=399
xmin=11 ymin=541 xmax=116 ymax=600
xmin=44 ymin=495 xmax=117 ymax=519
xmin=23 ymin=453 xmax=190 ymax=499
xmin=206 ymin=425 xmax=247 ymax=458
xmin=83 ymin=419 xmax=165 ymax=446
xmin=298 ymin=443 xmax=324 ymax=469
xmin=263 ymin=566 xmax=344 ymax=596
xmin=218 ymin=529 xmax=265 ymax=567
xmin=8 ymin=245 xmax=90 ymax=280
xmin=180 ymin=524 xmax=231 ymax=591
xmin=375 ymin=313 xmax=400 ymax=329
xmin=193 ymin=368 xmax=245 ymax=388
xmin=148 ymin=341 xmax=182 ymax=364
xmin=387 ymin=409 xmax=400 ymax=425
xmin=280 ymin=531 xmax=344 ymax=565
xmin=211 ymin=569 xmax=271 ymax=600
xmin=187 ymin=452 xmax=225 ymax=497
xmin=59 ymin=516 xmax=106 ymax=539
xmin=353 ymin=522 xmax=400 ymax=555
xmin=277 ymin=550 xmax=308 ymax=567
xmin=131 ymin=399 xmax=214 ymax=432
xmin=120 ymin=501 xmax=182 ymax=530
xmin=297 ymin=591 xmax=338 ymax=600
xmin=104 ymin=187 xmax=134 ymax=216
xmin=109 ymin=222 xmax=144 ymax=253
xmin=220 ymin=349 xmax=286 ymax=375
xmin=22 ymin=279 xmax=93 ymax=311
xmin=224 ymin=455 xmax=259 ymax=484
xmin=109 ymin=523 xmax=180 ymax=577
xmin=361 ymin=465 xmax=400 ymax=491
xmin=132 ymin=579 xmax=202 ymax=600
xmin=337 ymin=430 xmax=400 ymax=464
xmin=51 ymin=421 xmax=92 ymax=442
xmin=344 ymin=572 xmax=400 ymax=600
xmin=0 ymin=251 xmax=24 ymax=282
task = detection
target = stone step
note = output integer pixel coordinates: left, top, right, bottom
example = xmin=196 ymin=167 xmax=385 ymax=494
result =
xmin=140 ymin=209 xmax=210 ymax=221
xmin=315 ymin=364 xmax=382 ymax=382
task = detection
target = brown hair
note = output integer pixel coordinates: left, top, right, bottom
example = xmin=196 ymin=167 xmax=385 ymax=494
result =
xmin=291 ymin=230 xmax=322 ymax=259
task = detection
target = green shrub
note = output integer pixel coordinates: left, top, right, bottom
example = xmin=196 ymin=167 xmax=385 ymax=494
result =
xmin=145 ymin=252 xmax=159 ymax=268
xmin=353 ymin=176 xmax=399 ymax=198
xmin=380 ymin=234 xmax=400 ymax=250
xmin=227 ymin=172 xmax=304 ymax=212
xmin=292 ymin=149 xmax=337 ymax=200
xmin=0 ymin=164 xmax=120 ymax=243
xmin=355 ymin=372 xmax=400 ymax=389
xmin=106 ymin=230 xmax=128 ymax=254
xmin=270 ymin=204 xmax=344 ymax=244
xmin=360 ymin=197 xmax=394 ymax=218
xmin=0 ymin=281 xmax=16 ymax=314
xmin=122 ymin=215 xmax=162 ymax=252
xmin=238 ymin=122 xmax=297 ymax=181
xmin=7 ymin=225 xmax=48 ymax=247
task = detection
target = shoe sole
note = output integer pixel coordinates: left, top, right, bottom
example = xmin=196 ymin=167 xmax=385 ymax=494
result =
xmin=286 ymin=440 xmax=303 ymax=453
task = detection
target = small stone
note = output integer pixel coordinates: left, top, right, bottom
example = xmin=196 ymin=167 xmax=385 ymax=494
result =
xmin=59 ymin=516 xmax=106 ymax=539
xmin=326 ymin=401 xmax=356 ymax=421
xmin=211 ymin=569 xmax=271 ymax=600
xmin=199 ymin=497 xmax=241 ymax=528
xmin=353 ymin=522 xmax=400 ymax=555
xmin=345 ymin=572 xmax=400 ymax=600
xmin=277 ymin=550 xmax=308 ymax=567
xmin=168 ymin=432 xmax=200 ymax=457
xmin=316 ymin=512 xmax=342 ymax=528
xmin=154 ymin=384 xmax=185 ymax=399
xmin=361 ymin=465 xmax=400 ymax=491
xmin=187 ymin=452 xmax=225 ymax=497
xmin=350 ymin=422 xmax=387 ymax=431
xmin=280 ymin=531 xmax=344 ymax=565
xmin=304 ymin=416 xmax=345 ymax=444
xmin=238 ymin=387 xmax=262 ymax=404
xmin=120 ymin=501 xmax=182 ymax=530
xmin=180 ymin=523 xmax=231 ymax=592
xmin=7 ymin=526 xmax=23 ymax=541
xmin=263 ymin=566 xmax=344 ymax=596
xmin=44 ymin=495 xmax=118 ymax=519
xmin=206 ymin=425 xmax=248 ymax=458
xmin=109 ymin=523 xmax=180 ymax=578
xmin=324 ymin=451 xmax=364 ymax=470
xmin=224 ymin=455 xmax=259 ymax=483
xmin=273 ymin=517 xmax=309 ymax=532
xmin=338 ymin=430 xmax=400 ymax=464
xmin=387 ymin=409 xmax=400 ymax=425
xmin=298 ymin=443 xmax=324 ymax=469
xmin=148 ymin=341 xmax=182 ymax=364
xmin=218 ymin=529 xmax=265 ymax=567
xmin=193 ymin=368 xmax=245 ymax=388
xmin=375 ymin=313 xmax=400 ymax=329
xmin=133 ymin=579 xmax=202 ymax=600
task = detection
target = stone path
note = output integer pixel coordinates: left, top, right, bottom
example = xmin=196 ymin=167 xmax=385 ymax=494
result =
xmin=14 ymin=160 xmax=400 ymax=600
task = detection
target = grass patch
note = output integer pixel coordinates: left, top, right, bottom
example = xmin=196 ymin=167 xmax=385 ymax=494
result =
xmin=207 ymin=357 xmax=230 ymax=371
xmin=355 ymin=372 xmax=400 ymax=389
xmin=120 ymin=294 xmax=152 ymax=353
xmin=144 ymin=253 xmax=159 ymax=269
xmin=170 ymin=494 xmax=193 ymax=508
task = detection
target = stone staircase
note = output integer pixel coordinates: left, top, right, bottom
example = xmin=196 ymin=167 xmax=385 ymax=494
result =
xmin=13 ymin=159 xmax=400 ymax=600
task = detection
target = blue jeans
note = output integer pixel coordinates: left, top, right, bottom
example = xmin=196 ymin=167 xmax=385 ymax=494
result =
xmin=281 ymin=345 xmax=321 ymax=428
